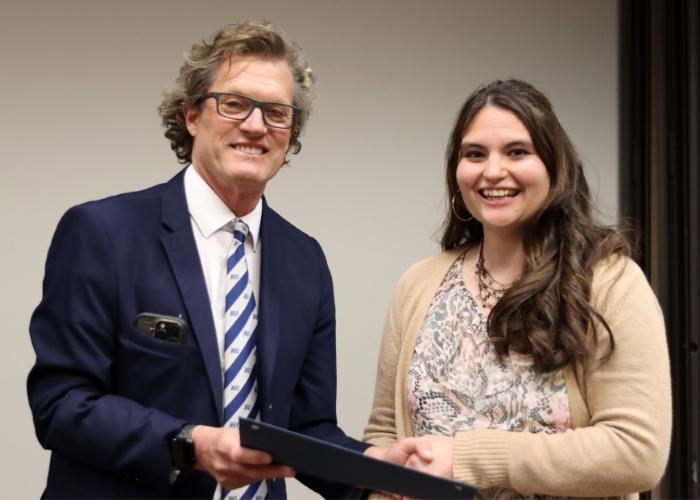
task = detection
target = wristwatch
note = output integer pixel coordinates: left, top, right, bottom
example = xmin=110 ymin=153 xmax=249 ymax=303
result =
xmin=171 ymin=424 xmax=197 ymax=471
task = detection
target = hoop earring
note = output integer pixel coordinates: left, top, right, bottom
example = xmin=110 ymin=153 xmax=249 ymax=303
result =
xmin=451 ymin=192 xmax=474 ymax=222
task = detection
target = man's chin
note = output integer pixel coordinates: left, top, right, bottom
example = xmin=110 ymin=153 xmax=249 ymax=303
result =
xmin=229 ymin=163 xmax=282 ymax=184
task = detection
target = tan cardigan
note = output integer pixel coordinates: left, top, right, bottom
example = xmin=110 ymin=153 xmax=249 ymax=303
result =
xmin=364 ymin=248 xmax=671 ymax=498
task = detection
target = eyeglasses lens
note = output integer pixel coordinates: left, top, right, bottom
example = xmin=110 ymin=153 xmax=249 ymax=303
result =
xmin=217 ymin=94 xmax=294 ymax=128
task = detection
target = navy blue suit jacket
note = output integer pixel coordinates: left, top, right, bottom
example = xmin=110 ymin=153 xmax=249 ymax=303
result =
xmin=27 ymin=169 xmax=366 ymax=498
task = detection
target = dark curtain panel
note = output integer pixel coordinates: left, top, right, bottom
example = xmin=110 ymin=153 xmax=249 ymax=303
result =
xmin=619 ymin=0 xmax=699 ymax=497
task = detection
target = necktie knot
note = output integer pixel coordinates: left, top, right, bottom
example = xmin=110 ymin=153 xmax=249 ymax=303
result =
xmin=225 ymin=219 xmax=250 ymax=245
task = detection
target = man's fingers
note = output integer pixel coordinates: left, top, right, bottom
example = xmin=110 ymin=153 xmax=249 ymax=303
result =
xmin=219 ymin=464 xmax=295 ymax=488
xmin=233 ymin=446 xmax=274 ymax=466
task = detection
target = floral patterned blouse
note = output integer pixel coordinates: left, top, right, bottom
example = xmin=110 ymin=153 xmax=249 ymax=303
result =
xmin=407 ymin=253 xmax=571 ymax=499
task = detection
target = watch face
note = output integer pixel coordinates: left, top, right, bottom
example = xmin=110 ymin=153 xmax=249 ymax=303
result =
xmin=171 ymin=426 xmax=196 ymax=470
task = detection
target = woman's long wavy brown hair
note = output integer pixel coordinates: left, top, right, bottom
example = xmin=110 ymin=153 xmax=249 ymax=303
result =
xmin=442 ymin=79 xmax=631 ymax=373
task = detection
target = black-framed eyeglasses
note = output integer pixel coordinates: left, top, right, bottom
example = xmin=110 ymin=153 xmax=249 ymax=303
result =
xmin=199 ymin=92 xmax=300 ymax=129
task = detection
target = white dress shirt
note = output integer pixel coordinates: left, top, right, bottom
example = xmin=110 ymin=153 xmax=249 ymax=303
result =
xmin=184 ymin=165 xmax=262 ymax=369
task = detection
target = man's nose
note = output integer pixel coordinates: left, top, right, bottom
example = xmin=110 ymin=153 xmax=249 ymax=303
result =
xmin=239 ymin=107 xmax=267 ymax=133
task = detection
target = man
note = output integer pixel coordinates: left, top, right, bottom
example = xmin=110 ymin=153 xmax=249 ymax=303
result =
xmin=27 ymin=20 xmax=393 ymax=499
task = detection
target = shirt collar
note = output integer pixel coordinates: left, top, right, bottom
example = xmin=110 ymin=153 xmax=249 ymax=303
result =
xmin=184 ymin=165 xmax=262 ymax=250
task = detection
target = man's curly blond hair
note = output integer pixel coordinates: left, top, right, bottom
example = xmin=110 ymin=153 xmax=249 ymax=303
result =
xmin=159 ymin=20 xmax=315 ymax=164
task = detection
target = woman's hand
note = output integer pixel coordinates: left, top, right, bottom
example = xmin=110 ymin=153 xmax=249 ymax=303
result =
xmin=364 ymin=441 xmax=440 ymax=500
xmin=399 ymin=435 xmax=455 ymax=479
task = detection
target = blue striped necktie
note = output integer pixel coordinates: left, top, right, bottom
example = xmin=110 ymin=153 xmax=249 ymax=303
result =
xmin=222 ymin=220 xmax=266 ymax=500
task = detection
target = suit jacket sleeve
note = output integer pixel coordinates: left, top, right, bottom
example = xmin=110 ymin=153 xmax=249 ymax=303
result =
xmin=284 ymin=237 xmax=369 ymax=496
xmin=27 ymin=204 xmax=185 ymax=490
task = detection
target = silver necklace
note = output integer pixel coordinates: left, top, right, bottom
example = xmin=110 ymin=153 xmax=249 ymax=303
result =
xmin=475 ymin=241 xmax=512 ymax=309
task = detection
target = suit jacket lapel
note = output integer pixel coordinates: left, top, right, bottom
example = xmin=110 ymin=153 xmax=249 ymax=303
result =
xmin=257 ymin=200 xmax=282 ymax=408
xmin=160 ymin=170 xmax=223 ymax=421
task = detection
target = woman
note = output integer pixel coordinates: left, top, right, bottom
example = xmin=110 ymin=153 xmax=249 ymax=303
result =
xmin=363 ymin=79 xmax=671 ymax=498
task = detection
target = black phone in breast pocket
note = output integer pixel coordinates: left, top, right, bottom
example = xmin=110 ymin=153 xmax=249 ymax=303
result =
xmin=132 ymin=312 xmax=188 ymax=344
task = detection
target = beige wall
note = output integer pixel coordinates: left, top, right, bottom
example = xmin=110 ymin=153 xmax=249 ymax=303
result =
xmin=0 ymin=0 xmax=618 ymax=497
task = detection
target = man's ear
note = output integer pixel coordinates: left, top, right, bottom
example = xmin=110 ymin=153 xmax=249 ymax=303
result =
xmin=288 ymin=125 xmax=301 ymax=154
xmin=183 ymin=105 xmax=199 ymax=137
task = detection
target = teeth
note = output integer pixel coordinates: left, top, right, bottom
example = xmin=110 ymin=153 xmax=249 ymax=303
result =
xmin=233 ymin=145 xmax=263 ymax=155
xmin=482 ymin=189 xmax=516 ymax=198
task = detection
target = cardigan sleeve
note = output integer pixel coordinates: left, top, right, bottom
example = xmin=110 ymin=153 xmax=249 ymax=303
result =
xmin=363 ymin=274 xmax=407 ymax=448
xmin=450 ymin=257 xmax=672 ymax=497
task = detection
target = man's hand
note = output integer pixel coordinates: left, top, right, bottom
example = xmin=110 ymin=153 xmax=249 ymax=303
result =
xmin=191 ymin=425 xmax=295 ymax=489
